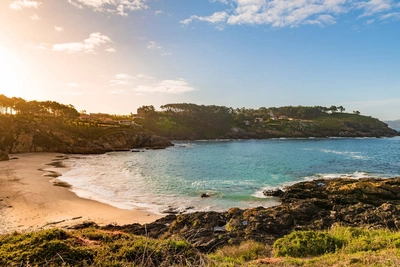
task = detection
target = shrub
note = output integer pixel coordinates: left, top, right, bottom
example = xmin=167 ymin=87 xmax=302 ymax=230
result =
xmin=273 ymin=230 xmax=343 ymax=257
xmin=210 ymin=240 xmax=269 ymax=264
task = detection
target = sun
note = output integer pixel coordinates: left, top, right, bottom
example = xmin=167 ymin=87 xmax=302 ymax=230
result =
xmin=0 ymin=46 xmax=23 ymax=97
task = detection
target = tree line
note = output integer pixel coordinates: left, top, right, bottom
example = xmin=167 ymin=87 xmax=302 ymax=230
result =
xmin=138 ymin=103 xmax=353 ymax=123
xmin=0 ymin=94 xmax=79 ymax=119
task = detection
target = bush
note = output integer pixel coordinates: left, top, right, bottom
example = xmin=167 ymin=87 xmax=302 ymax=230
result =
xmin=209 ymin=240 xmax=269 ymax=265
xmin=273 ymin=230 xmax=343 ymax=257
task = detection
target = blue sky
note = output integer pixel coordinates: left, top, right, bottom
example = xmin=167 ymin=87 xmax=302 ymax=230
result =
xmin=0 ymin=0 xmax=399 ymax=120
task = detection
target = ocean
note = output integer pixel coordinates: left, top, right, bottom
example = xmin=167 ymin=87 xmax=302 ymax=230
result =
xmin=59 ymin=137 xmax=400 ymax=214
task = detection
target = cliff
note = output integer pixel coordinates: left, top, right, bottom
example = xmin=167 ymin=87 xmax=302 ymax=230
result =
xmin=0 ymin=115 xmax=172 ymax=157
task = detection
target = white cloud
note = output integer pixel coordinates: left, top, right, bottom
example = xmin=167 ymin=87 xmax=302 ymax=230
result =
xmin=68 ymin=0 xmax=148 ymax=16
xmin=304 ymin=14 xmax=337 ymax=26
xmin=55 ymin=26 xmax=64 ymax=32
xmin=161 ymin=52 xmax=171 ymax=56
xmin=10 ymin=0 xmax=41 ymax=10
xmin=181 ymin=11 xmax=229 ymax=25
xmin=355 ymin=0 xmax=392 ymax=17
xmin=215 ymin=24 xmax=226 ymax=31
xmin=155 ymin=10 xmax=164 ymax=15
xmin=380 ymin=12 xmax=400 ymax=20
xmin=110 ymin=73 xmax=153 ymax=86
xmin=147 ymin=41 xmax=161 ymax=50
xmin=182 ymin=0 xmax=400 ymax=28
xmin=30 ymin=13 xmax=40 ymax=20
xmin=132 ymin=79 xmax=197 ymax=94
xmin=52 ymin=32 xmax=112 ymax=54
xmin=210 ymin=0 xmax=229 ymax=4
xmin=27 ymin=43 xmax=48 ymax=50
xmin=105 ymin=48 xmax=116 ymax=52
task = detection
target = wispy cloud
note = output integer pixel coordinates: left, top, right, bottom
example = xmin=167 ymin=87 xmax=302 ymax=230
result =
xmin=105 ymin=48 xmax=116 ymax=52
xmin=108 ymin=74 xmax=195 ymax=95
xmin=210 ymin=0 xmax=229 ymax=4
xmin=182 ymin=0 xmax=400 ymax=28
xmin=68 ymin=0 xmax=148 ymax=16
xmin=147 ymin=41 xmax=161 ymax=50
xmin=355 ymin=0 xmax=392 ymax=18
xmin=52 ymin=32 xmax=112 ymax=54
xmin=9 ymin=0 xmax=41 ymax=10
xmin=55 ymin=26 xmax=64 ymax=32
xmin=132 ymin=79 xmax=197 ymax=94
xmin=380 ymin=12 xmax=400 ymax=20
xmin=27 ymin=43 xmax=48 ymax=50
xmin=109 ymin=73 xmax=152 ymax=86
xmin=181 ymin=11 xmax=229 ymax=25
xmin=30 ymin=13 xmax=40 ymax=20
xmin=155 ymin=10 xmax=164 ymax=15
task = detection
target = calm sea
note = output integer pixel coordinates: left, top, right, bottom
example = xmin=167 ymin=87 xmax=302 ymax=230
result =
xmin=59 ymin=137 xmax=400 ymax=214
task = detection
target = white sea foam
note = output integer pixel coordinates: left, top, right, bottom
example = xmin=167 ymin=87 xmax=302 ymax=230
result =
xmin=320 ymin=149 xmax=369 ymax=160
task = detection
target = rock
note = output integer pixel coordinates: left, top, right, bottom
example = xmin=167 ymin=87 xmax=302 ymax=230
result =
xmin=0 ymin=150 xmax=9 ymax=161
xmin=263 ymin=188 xmax=284 ymax=197
xmin=200 ymin=193 xmax=210 ymax=198
xmin=100 ymin=177 xmax=400 ymax=253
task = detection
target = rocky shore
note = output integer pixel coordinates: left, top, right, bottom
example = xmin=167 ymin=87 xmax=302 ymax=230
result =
xmin=97 ymin=177 xmax=400 ymax=253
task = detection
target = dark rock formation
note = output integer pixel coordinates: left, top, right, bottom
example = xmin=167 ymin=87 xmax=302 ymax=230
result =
xmin=102 ymin=177 xmax=400 ymax=253
xmin=0 ymin=116 xmax=173 ymax=154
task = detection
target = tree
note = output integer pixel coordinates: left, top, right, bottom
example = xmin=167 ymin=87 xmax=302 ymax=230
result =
xmin=353 ymin=110 xmax=360 ymax=115
xmin=137 ymin=105 xmax=155 ymax=116
xmin=338 ymin=106 xmax=345 ymax=113
xmin=329 ymin=106 xmax=338 ymax=113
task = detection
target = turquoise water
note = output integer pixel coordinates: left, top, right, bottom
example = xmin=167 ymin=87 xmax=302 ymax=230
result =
xmin=60 ymin=137 xmax=400 ymax=214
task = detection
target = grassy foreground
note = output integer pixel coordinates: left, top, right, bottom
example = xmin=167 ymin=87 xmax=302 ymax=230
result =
xmin=1 ymin=225 xmax=400 ymax=266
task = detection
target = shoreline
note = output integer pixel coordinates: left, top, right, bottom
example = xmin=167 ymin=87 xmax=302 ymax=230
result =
xmin=0 ymin=153 xmax=162 ymax=234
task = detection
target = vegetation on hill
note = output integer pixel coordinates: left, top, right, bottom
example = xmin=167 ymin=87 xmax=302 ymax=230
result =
xmin=0 ymin=95 xmax=396 ymax=159
xmin=0 ymin=94 xmax=79 ymax=119
xmin=136 ymin=103 xmax=396 ymax=139
xmin=1 ymin=226 xmax=400 ymax=266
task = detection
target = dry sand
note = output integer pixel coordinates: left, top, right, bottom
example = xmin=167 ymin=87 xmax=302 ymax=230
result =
xmin=0 ymin=153 xmax=162 ymax=234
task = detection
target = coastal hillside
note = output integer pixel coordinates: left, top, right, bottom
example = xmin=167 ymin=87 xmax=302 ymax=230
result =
xmin=0 ymin=96 xmax=172 ymax=159
xmin=0 ymin=96 xmax=397 ymax=160
xmin=136 ymin=104 xmax=397 ymax=139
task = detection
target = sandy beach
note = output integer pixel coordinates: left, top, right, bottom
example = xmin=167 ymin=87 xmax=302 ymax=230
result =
xmin=0 ymin=153 xmax=162 ymax=234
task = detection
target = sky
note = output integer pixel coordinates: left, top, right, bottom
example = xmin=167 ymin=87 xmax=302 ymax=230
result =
xmin=0 ymin=0 xmax=399 ymax=120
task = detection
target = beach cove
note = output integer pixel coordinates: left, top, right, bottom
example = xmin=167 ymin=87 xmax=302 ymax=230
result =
xmin=0 ymin=153 xmax=161 ymax=234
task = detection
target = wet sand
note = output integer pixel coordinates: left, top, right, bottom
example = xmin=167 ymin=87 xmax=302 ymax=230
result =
xmin=0 ymin=153 xmax=162 ymax=234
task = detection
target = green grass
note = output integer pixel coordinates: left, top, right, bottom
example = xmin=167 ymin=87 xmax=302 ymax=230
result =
xmin=271 ymin=225 xmax=400 ymax=267
xmin=2 ymin=226 xmax=400 ymax=266
xmin=0 ymin=228 xmax=205 ymax=267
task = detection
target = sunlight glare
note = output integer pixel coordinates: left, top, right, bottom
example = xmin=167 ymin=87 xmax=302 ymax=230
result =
xmin=0 ymin=46 xmax=23 ymax=97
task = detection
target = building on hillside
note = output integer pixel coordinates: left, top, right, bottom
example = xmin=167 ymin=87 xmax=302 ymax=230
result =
xmin=119 ymin=120 xmax=134 ymax=126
